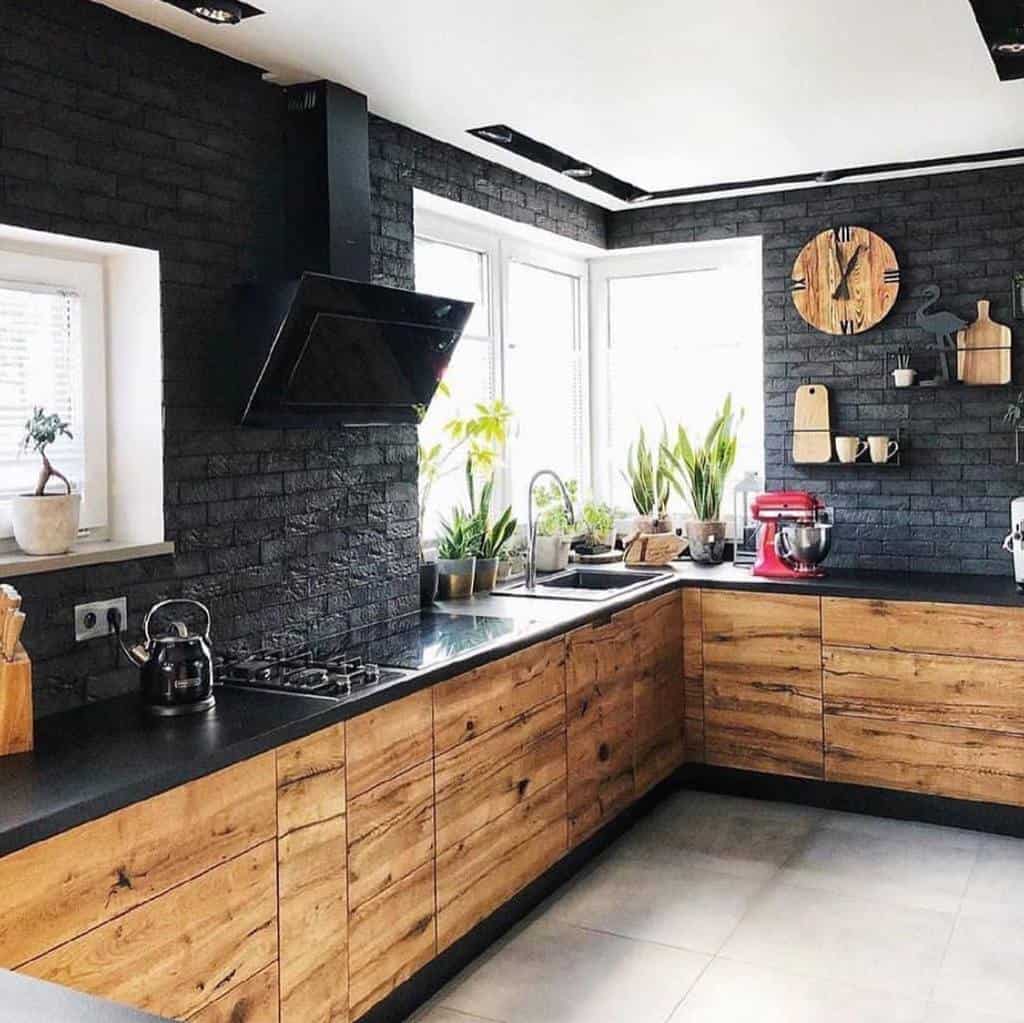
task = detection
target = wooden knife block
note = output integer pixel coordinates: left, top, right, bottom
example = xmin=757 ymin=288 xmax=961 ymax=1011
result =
xmin=0 ymin=644 xmax=33 ymax=756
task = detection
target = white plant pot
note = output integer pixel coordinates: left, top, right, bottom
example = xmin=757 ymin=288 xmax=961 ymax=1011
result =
xmin=534 ymin=535 xmax=571 ymax=572
xmin=12 ymin=493 xmax=81 ymax=556
xmin=892 ymin=368 xmax=916 ymax=388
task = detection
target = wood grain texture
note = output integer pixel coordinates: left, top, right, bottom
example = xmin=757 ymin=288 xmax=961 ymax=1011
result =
xmin=0 ymin=644 xmax=32 ymax=755
xmin=188 ymin=964 xmax=279 ymax=1023
xmin=683 ymin=588 xmax=705 ymax=764
xmin=566 ymin=612 xmax=636 ymax=847
xmin=348 ymin=860 xmax=436 ymax=1020
xmin=0 ymin=753 xmax=276 ymax=969
xmin=791 ymin=225 xmax=899 ymax=335
xmin=346 ymin=690 xmax=433 ymax=797
xmin=823 ymin=646 xmax=1024 ymax=734
xmin=433 ymin=636 xmax=566 ymax=754
xmin=825 ymin=715 xmax=1024 ymax=806
xmin=633 ymin=592 xmax=685 ymax=795
xmin=822 ymin=597 xmax=1024 ymax=661
xmin=957 ymin=299 xmax=1011 ymax=385
xmin=792 ymin=383 xmax=832 ymax=464
xmin=436 ymin=778 xmax=567 ymax=952
xmin=703 ymin=591 xmax=824 ymax=779
xmin=276 ymin=726 xmax=347 ymax=1023
xmin=348 ymin=759 xmax=434 ymax=913
xmin=21 ymin=841 xmax=278 ymax=1020
xmin=435 ymin=695 xmax=566 ymax=853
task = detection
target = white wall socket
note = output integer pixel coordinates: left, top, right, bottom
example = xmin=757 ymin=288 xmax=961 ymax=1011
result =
xmin=75 ymin=597 xmax=128 ymax=642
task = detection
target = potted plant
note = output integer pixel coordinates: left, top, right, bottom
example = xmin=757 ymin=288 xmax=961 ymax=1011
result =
xmin=622 ymin=428 xmax=673 ymax=534
xmin=661 ymin=397 xmax=741 ymax=565
xmin=436 ymin=508 xmax=481 ymax=599
xmin=533 ymin=479 xmax=578 ymax=572
xmin=466 ymin=464 xmax=517 ymax=592
xmin=12 ymin=407 xmax=81 ymax=556
xmin=578 ymin=499 xmax=615 ymax=554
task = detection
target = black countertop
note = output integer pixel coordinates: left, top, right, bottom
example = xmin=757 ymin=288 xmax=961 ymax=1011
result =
xmin=0 ymin=969 xmax=169 ymax=1022
xmin=2 ymin=563 xmax=1022 ymax=860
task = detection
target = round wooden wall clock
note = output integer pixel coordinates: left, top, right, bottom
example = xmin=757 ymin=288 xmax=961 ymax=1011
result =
xmin=790 ymin=225 xmax=900 ymax=335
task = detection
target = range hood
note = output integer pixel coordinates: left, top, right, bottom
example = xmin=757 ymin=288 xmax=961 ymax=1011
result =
xmin=233 ymin=81 xmax=472 ymax=427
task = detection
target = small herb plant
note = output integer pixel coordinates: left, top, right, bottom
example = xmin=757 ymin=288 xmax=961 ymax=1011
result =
xmin=534 ymin=479 xmax=578 ymax=537
xmin=21 ymin=407 xmax=73 ymax=496
xmin=580 ymin=499 xmax=614 ymax=544
xmin=622 ymin=428 xmax=671 ymax=520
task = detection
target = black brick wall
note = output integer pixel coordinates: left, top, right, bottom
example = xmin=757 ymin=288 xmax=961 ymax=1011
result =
xmin=0 ymin=0 xmax=604 ymax=715
xmin=610 ymin=170 xmax=1024 ymax=575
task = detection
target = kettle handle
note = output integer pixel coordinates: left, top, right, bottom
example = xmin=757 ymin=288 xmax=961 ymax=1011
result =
xmin=143 ymin=599 xmax=212 ymax=643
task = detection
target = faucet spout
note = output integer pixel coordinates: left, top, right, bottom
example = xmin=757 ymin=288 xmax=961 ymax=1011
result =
xmin=526 ymin=469 xmax=575 ymax=590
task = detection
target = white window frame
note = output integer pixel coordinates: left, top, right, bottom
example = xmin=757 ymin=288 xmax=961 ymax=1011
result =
xmin=0 ymin=247 xmax=109 ymax=544
xmin=588 ymin=237 xmax=764 ymax=509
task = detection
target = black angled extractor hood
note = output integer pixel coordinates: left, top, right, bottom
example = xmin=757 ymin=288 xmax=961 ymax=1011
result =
xmin=233 ymin=81 xmax=472 ymax=427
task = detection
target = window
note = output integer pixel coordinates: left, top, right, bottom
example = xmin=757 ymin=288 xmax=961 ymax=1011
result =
xmin=414 ymin=212 xmax=587 ymax=536
xmin=0 ymin=249 xmax=107 ymax=542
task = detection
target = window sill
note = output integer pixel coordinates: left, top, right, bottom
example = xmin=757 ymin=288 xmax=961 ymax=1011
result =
xmin=0 ymin=540 xmax=175 ymax=579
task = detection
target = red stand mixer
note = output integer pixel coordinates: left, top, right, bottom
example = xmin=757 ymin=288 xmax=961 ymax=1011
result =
xmin=751 ymin=491 xmax=833 ymax=578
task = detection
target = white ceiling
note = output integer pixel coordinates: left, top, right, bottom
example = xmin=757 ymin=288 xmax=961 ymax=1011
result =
xmin=96 ymin=0 xmax=1024 ymax=210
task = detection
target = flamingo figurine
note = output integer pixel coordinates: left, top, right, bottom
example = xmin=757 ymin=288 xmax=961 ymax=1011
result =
xmin=915 ymin=285 xmax=967 ymax=383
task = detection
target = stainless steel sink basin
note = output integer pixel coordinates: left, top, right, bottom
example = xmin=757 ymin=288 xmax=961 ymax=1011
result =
xmin=499 ymin=567 xmax=665 ymax=601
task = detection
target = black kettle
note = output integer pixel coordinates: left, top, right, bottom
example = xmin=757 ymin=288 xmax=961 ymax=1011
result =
xmin=125 ymin=599 xmax=216 ymax=717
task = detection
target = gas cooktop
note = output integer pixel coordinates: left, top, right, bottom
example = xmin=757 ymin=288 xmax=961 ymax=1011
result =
xmin=217 ymin=610 xmax=527 ymax=699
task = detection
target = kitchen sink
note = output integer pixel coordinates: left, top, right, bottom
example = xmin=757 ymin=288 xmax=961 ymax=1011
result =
xmin=499 ymin=567 xmax=666 ymax=601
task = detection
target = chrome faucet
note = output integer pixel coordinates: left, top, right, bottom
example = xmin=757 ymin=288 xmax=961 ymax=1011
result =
xmin=526 ymin=470 xmax=575 ymax=590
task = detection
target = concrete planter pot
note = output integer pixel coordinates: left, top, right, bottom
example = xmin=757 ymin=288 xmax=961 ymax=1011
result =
xmin=438 ymin=557 xmax=476 ymax=599
xmin=685 ymin=519 xmax=727 ymax=565
xmin=12 ymin=493 xmax=81 ymax=556
xmin=534 ymin=535 xmax=571 ymax=572
xmin=419 ymin=561 xmax=439 ymax=606
xmin=473 ymin=557 xmax=499 ymax=593
xmin=634 ymin=516 xmax=673 ymax=535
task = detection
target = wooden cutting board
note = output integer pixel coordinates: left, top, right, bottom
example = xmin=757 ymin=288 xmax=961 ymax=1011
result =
xmin=792 ymin=383 xmax=832 ymax=463
xmin=957 ymin=300 xmax=1011 ymax=385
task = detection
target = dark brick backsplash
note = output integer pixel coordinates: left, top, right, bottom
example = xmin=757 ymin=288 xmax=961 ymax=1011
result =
xmin=0 ymin=0 xmax=604 ymax=715
xmin=610 ymin=169 xmax=1024 ymax=577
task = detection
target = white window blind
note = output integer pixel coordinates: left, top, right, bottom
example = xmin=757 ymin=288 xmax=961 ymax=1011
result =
xmin=0 ymin=282 xmax=85 ymax=504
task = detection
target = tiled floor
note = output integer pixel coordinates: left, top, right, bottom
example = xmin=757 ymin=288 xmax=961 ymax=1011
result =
xmin=408 ymin=790 xmax=1024 ymax=1023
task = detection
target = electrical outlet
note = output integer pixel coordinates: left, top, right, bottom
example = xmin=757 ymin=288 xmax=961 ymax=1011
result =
xmin=75 ymin=597 xmax=127 ymax=642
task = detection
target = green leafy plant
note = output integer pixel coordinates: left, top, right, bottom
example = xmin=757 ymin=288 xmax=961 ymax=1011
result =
xmin=21 ymin=406 xmax=73 ymax=496
xmin=660 ymin=396 xmax=742 ymax=523
xmin=580 ymin=499 xmax=614 ymax=544
xmin=417 ymin=381 xmax=514 ymax=558
xmin=621 ymin=428 xmax=671 ymax=520
xmin=464 ymin=461 xmax=517 ymax=560
xmin=534 ymin=479 xmax=578 ymax=537
xmin=436 ymin=507 xmax=482 ymax=561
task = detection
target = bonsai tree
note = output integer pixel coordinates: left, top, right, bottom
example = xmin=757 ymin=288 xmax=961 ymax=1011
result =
xmin=21 ymin=407 xmax=73 ymax=495
xmin=621 ymin=428 xmax=672 ymax=528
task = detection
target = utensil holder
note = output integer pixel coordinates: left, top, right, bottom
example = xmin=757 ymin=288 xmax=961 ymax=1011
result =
xmin=0 ymin=644 xmax=33 ymax=756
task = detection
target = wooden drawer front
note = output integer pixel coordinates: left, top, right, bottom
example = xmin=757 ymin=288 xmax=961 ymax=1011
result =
xmin=347 ymin=690 xmax=433 ymax=797
xmin=348 ymin=759 xmax=435 ymax=912
xmin=188 ymin=963 xmax=279 ymax=1023
xmin=683 ymin=588 xmax=705 ymax=763
xmin=433 ymin=636 xmax=566 ymax=755
xmin=436 ymin=778 xmax=567 ymax=952
xmin=435 ymin=695 xmax=566 ymax=853
xmin=825 ymin=716 xmax=1024 ymax=807
xmin=634 ymin=593 xmax=685 ymax=795
xmin=566 ymin=615 xmax=636 ymax=847
xmin=348 ymin=860 xmax=436 ymax=1020
xmin=824 ymin=646 xmax=1024 ymax=734
xmin=276 ymin=726 xmax=348 ymax=1023
xmin=21 ymin=841 xmax=278 ymax=1020
xmin=822 ymin=597 xmax=1024 ymax=660
xmin=0 ymin=753 xmax=276 ymax=970
xmin=703 ymin=591 xmax=823 ymax=779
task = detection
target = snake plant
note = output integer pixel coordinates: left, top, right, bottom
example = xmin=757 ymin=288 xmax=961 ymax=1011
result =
xmin=621 ymin=427 xmax=671 ymax=520
xmin=465 ymin=461 xmax=518 ymax=560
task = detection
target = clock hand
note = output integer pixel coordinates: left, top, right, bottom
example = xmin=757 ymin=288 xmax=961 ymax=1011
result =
xmin=832 ymin=244 xmax=864 ymax=300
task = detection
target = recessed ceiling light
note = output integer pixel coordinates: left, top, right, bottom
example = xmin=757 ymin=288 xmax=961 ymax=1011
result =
xmin=192 ymin=2 xmax=243 ymax=23
xmin=562 ymin=166 xmax=593 ymax=179
xmin=994 ymin=40 xmax=1024 ymax=55
xmin=629 ymin=193 xmax=655 ymax=203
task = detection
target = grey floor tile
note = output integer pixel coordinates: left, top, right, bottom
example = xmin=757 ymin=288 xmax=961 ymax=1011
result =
xmin=547 ymin=854 xmax=765 ymax=953
xmin=669 ymin=957 xmax=928 ymax=1023
xmin=408 ymin=1008 xmax=504 ymax=1023
xmin=925 ymin=1005 xmax=1024 ymax=1023
xmin=961 ymin=833 xmax=1024 ymax=922
xmin=437 ymin=915 xmax=710 ymax=1023
xmin=720 ymin=881 xmax=955 ymax=998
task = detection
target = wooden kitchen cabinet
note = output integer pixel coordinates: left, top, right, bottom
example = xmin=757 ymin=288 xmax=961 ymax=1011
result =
xmin=703 ymin=590 xmax=824 ymax=779
xmin=346 ymin=693 xmax=436 ymax=1019
xmin=434 ymin=640 xmax=567 ymax=950
xmin=276 ymin=724 xmax=348 ymax=1023
xmin=186 ymin=963 xmax=279 ymax=1023
xmin=682 ymin=588 xmax=705 ymax=763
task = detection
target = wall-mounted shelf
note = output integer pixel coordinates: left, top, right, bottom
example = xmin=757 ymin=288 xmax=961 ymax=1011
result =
xmin=884 ymin=349 xmax=1012 ymax=389
xmin=790 ymin=428 xmax=904 ymax=468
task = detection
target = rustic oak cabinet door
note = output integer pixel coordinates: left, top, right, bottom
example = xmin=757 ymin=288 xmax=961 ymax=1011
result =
xmin=566 ymin=610 xmax=637 ymax=846
xmin=682 ymin=588 xmax=705 ymax=763
xmin=188 ymin=964 xmax=279 ymax=1023
xmin=346 ymin=693 xmax=436 ymax=1019
xmin=276 ymin=724 xmax=348 ymax=1023
xmin=703 ymin=590 xmax=824 ymax=779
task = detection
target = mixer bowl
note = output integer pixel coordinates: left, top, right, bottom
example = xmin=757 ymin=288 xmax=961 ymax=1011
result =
xmin=776 ymin=522 xmax=832 ymax=572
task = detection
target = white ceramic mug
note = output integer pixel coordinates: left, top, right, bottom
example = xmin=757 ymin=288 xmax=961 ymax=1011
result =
xmin=835 ymin=436 xmax=868 ymax=463
xmin=868 ymin=435 xmax=899 ymax=464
